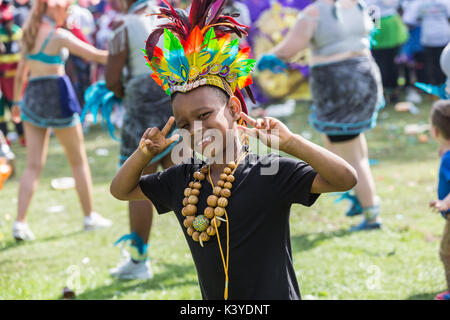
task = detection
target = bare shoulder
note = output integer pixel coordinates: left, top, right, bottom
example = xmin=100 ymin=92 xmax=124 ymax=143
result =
xmin=302 ymin=3 xmax=320 ymax=18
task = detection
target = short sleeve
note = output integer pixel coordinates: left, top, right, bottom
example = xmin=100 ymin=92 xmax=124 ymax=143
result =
xmin=441 ymin=154 xmax=450 ymax=183
xmin=270 ymin=155 xmax=320 ymax=206
xmin=139 ymin=165 xmax=183 ymax=214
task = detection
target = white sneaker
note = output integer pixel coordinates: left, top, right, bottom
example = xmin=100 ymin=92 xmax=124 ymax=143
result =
xmin=83 ymin=212 xmax=112 ymax=231
xmin=12 ymin=221 xmax=35 ymax=241
xmin=406 ymin=87 xmax=422 ymax=104
xmin=109 ymin=258 xmax=154 ymax=280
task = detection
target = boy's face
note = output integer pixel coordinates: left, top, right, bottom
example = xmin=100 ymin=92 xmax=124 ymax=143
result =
xmin=172 ymin=86 xmax=241 ymax=159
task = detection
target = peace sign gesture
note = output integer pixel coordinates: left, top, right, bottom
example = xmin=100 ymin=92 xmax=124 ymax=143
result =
xmin=139 ymin=116 xmax=180 ymax=157
xmin=237 ymin=112 xmax=294 ymax=152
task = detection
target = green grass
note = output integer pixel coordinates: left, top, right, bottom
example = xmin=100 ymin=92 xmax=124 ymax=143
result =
xmin=0 ymin=95 xmax=447 ymax=300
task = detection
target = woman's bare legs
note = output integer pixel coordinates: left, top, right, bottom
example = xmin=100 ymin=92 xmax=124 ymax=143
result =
xmin=323 ymin=134 xmax=377 ymax=210
xmin=53 ymin=123 xmax=93 ymax=217
xmin=16 ymin=122 xmax=50 ymax=222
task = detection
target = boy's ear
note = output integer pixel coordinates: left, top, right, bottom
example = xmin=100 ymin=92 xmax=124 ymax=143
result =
xmin=228 ymin=95 xmax=242 ymax=121
xmin=431 ymin=125 xmax=439 ymax=139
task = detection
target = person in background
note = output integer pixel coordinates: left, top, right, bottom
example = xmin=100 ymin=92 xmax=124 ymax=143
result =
xmin=11 ymin=0 xmax=111 ymax=241
xmin=105 ymin=0 xmax=177 ymax=279
xmin=366 ymin=0 xmax=408 ymax=105
xmin=13 ymin=0 xmax=31 ymax=27
xmin=258 ymin=0 xmax=384 ymax=231
xmin=0 ymin=0 xmax=25 ymax=146
xmin=403 ymin=0 xmax=450 ymax=86
xmin=429 ymin=100 xmax=450 ymax=300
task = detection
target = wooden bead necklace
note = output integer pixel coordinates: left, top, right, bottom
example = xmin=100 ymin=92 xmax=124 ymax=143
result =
xmin=181 ymin=150 xmax=248 ymax=247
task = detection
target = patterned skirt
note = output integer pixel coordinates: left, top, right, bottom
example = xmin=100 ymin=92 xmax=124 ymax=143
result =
xmin=20 ymin=75 xmax=81 ymax=128
xmin=309 ymin=56 xmax=385 ymax=135
xmin=119 ymin=74 xmax=174 ymax=166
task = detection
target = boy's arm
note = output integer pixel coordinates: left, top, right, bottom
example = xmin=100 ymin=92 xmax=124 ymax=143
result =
xmin=110 ymin=117 xmax=179 ymax=201
xmin=238 ymin=113 xmax=357 ymax=194
xmin=282 ymin=134 xmax=358 ymax=194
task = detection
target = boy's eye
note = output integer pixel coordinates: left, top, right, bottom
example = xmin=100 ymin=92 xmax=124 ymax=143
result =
xmin=198 ymin=112 xmax=210 ymax=119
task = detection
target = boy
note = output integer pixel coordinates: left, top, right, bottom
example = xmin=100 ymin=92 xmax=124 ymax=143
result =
xmin=429 ymin=100 xmax=450 ymax=300
xmin=110 ymin=0 xmax=357 ymax=300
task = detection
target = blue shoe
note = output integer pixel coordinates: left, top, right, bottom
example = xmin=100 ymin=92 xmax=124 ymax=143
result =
xmin=349 ymin=219 xmax=382 ymax=232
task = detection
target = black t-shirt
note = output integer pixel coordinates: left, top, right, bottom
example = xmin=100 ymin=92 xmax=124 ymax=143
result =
xmin=139 ymin=152 xmax=320 ymax=300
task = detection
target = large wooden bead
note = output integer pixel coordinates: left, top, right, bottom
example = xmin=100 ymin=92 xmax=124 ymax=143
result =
xmin=189 ymin=181 xmax=195 ymax=188
xmin=190 ymin=188 xmax=200 ymax=196
xmin=207 ymin=195 xmax=218 ymax=207
xmin=220 ymin=173 xmax=228 ymax=181
xmin=226 ymin=175 xmax=235 ymax=183
xmin=193 ymin=215 xmax=209 ymax=232
xmin=227 ymin=161 xmax=236 ymax=170
xmin=181 ymin=207 xmax=187 ymax=216
xmin=183 ymin=216 xmax=195 ymax=228
xmin=211 ymin=217 xmax=221 ymax=228
xmin=188 ymin=195 xmax=198 ymax=205
xmin=217 ymin=180 xmax=225 ymax=187
xmin=223 ymin=167 xmax=232 ymax=175
xmin=184 ymin=187 xmax=192 ymax=197
xmin=192 ymin=231 xmax=200 ymax=242
xmin=200 ymin=232 xmax=210 ymax=242
xmin=184 ymin=204 xmax=197 ymax=216
xmin=214 ymin=206 xmax=225 ymax=217
xmin=220 ymin=188 xmax=231 ymax=198
xmin=187 ymin=226 xmax=195 ymax=236
xmin=182 ymin=197 xmax=189 ymax=206
xmin=224 ymin=181 xmax=233 ymax=189
xmin=217 ymin=197 xmax=228 ymax=208
xmin=193 ymin=171 xmax=201 ymax=180
xmin=204 ymin=206 xmax=215 ymax=219
xmin=207 ymin=226 xmax=216 ymax=236
xmin=201 ymin=166 xmax=209 ymax=174
xmin=198 ymin=173 xmax=205 ymax=181
xmin=193 ymin=182 xmax=202 ymax=190
xmin=213 ymin=186 xmax=222 ymax=196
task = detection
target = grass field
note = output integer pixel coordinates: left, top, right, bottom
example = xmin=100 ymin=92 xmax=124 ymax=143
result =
xmin=0 ymin=95 xmax=447 ymax=300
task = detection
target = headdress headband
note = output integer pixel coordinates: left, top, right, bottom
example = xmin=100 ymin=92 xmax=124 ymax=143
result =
xmin=144 ymin=0 xmax=256 ymax=113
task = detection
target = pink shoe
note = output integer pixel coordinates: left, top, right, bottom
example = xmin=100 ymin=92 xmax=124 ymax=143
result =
xmin=434 ymin=291 xmax=450 ymax=300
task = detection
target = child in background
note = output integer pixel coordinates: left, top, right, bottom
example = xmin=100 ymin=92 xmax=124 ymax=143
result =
xmin=429 ymin=100 xmax=450 ymax=300
xmin=403 ymin=0 xmax=450 ymax=85
xmin=0 ymin=1 xmax=25 ymax=146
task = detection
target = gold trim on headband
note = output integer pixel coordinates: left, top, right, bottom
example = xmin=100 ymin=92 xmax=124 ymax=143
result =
xmin=170 ymin=74 xmax=234 ymax=96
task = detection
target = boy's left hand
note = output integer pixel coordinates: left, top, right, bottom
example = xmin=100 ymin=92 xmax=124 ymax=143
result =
xmin=238 ymin=112 xmax=294 ymax=152
xmin=430 ymin=199 xmax=450 ymax=213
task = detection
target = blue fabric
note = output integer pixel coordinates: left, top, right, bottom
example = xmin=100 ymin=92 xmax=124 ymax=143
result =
xmin=58 ymin=75 xmax=81 ymax=117
xmin=415 ymin=82 xmax=449 ymax=99
xmin=81 ymin=81 xmax=122 ymax=141
xmin=25 ymin=28 xmax=64 ymax=65
xmin=114 ymin=232 xmax=148 ymax=255
xmin=439 ymin=150 xmax=450 ymax=218
xmin=257 ymin=53 xmax=287 ymax=74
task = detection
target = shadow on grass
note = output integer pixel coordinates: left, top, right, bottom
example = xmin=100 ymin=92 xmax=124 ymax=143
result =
xmin=75 ymin=262 xmax=198 ymax=300
xmin=0 ymin=230 xmax=85 ymax=253
xmin=407 ymin=292 xmax=440 ymax=300
xmin=291 ymin=229 xmax=353 ymax=252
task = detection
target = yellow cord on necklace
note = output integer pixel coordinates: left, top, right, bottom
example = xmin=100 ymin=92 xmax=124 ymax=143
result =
xmin=207 ymin=151 xmax=247 ymax=300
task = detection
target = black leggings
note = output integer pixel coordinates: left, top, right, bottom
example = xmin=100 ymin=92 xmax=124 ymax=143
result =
xmin=372 ymin=47 xmax=400 ymax=90
xmin=327 ymin=134 xmax=360 ymax=143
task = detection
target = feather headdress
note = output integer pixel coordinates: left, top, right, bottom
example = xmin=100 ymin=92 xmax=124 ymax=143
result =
xmin=144 ymin=0 xmax=256 ymax=113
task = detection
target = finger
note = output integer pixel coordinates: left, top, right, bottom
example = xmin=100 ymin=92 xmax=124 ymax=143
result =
xmin=256 ymin=118 xmax=265 ymax=129
xmin=167 ymin=133 xmax=180 ymax=144
xmin=147 ymin=127 xmax=160 ymax=140
xmin=238 ymin=125 xmax=259 ymax=138
xmin=161 ymin=116 xmax=175 ymax=137
xmin=239 ymin=112 xmax=258 ymax=128
xmin=264 ymin=117 xmax=270 ymax=130
xmin=142 ymin=128 xmax=152 ymax=140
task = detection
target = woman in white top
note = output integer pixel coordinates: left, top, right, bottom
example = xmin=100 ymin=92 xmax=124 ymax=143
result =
xmin=258 ymin=0 xmax=384 ymax=231
xmin=11 ymin=0 xmax=112 ymax=241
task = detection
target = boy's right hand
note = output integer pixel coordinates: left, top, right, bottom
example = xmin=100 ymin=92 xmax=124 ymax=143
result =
xmin=139 ymin=116 xmax=179 ymax=157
